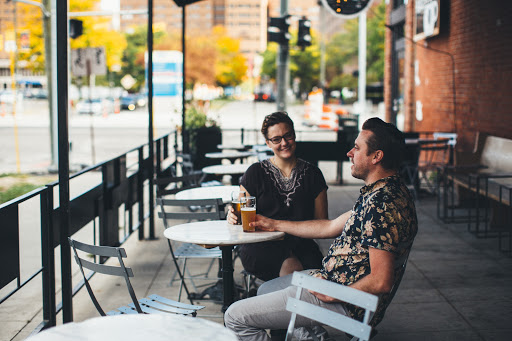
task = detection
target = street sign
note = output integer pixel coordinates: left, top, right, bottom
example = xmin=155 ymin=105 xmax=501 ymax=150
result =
xmin=121 ymin=74 xmax=136 ymax=90
xmin=71 ymin=47 xmax=107 ymax=77
xmin=321 ymin=0 xmax=376 ymax=18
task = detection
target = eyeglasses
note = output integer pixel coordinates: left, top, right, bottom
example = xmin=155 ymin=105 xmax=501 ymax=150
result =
xmin=267 ymin=132 xmax=295 ymax=145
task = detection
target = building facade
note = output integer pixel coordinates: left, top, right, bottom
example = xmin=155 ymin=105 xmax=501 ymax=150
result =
xmin=121 ymin=0 xmax=268 ymax=61
xmin=385 ymin=0 xmax=512 ymax=150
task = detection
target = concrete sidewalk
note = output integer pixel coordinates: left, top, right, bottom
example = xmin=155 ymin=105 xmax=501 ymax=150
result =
xmin=8 ymin=184 xmax=512 ymax=341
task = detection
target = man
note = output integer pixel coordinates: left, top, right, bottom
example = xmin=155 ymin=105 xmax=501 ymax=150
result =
xmin=224 ymin=118 xmax=418 ymax=341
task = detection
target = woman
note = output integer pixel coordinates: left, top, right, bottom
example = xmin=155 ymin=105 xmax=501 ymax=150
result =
xmin=227 ymin=111 xmax=328 ymax=281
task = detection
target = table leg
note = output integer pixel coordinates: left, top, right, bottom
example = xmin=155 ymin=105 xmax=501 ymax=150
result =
xmin=221 ymin=246 xmax=234 ymax=312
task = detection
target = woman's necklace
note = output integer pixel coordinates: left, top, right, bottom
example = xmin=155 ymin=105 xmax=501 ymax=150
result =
xmin=271 ymin=157 xmax=296 ymax=178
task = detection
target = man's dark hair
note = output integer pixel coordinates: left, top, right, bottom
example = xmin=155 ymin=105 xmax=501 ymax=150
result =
xmin=261 ymin=111 xmax=295 ymax=139
xmin=362 ymin=117 xmax=405 ymax=171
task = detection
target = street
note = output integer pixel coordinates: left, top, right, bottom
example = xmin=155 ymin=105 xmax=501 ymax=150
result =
xmin=0 ymin=99 xmax=340 ymax=175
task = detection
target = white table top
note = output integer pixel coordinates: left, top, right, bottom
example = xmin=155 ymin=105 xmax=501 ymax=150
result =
xmin=27 ymin=314 xmax=237 ymax=341
xmin=205 ymin=151 xmax=255 ymax=159
xmin=217 ymin=144 xmax=247 ymax=151
xmin=164 ymin=220 xmax=285 ymax=247
xmin=175 ymin=185 xmax=240 ymax=203
xmin=202 ymin=163 xmax=250 ymax=175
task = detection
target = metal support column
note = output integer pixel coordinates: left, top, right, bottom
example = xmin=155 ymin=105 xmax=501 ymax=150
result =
xmin=276 ymin=0 xmax=289 ymax=111
xmin=182 ymin=6 xmax=189 ymax=153
xmin=147 ymin=0 xmax=155 ymax=239
xmin=56 ymin=0 xmax=72 ymax=323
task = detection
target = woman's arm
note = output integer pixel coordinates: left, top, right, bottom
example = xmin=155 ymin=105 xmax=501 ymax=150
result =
xmin=314 ymin=189 xmax=328 ymax=220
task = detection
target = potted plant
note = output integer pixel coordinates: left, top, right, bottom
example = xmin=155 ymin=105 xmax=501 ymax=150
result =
xmin=184 ymin=102 xmax=222 ymax=170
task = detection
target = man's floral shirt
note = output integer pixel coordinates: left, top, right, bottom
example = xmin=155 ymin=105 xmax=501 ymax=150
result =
xmin=310 ymin=175 xmax=418 ymax=326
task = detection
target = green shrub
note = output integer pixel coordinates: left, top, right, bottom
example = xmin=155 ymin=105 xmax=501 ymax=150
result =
xmin=0 ymin=183 xmax=41 ymax=204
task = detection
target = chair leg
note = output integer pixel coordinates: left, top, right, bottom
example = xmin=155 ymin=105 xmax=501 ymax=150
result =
xmin=204 ymin=258 xmax=217 ymax=278
xmin=178 ymin=259 xmax=189 ymax=302
xmin=167 ymin=240 xmax=195 ymax=305
xmin=184 ymin=263 xmax=199 ymax=292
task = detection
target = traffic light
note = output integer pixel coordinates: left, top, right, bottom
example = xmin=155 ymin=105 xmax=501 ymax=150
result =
xmin=321 ymin=0 xmax=375 ymax=18
xmin=268 ymin=16 xmax=291 ymax=45
xmin=297 ymin=17 xmax=312 ymax=49
xmin=69 ymin=19 xmax=83 ymax=39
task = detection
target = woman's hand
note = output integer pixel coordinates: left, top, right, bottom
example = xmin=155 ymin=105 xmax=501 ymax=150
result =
xmin=250 ymin=214 xmax=277 ymax=231
xmin=226 ymin=205 xmax=238 ymax=225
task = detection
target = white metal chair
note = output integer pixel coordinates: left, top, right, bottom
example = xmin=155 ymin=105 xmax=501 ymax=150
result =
xmin=285 ymin=272 xmax=378 ymax=341
xmin=156 ymin=197 xmax=225 ymax=303
xmin=68 ymin=238 xmax=204 ymax=316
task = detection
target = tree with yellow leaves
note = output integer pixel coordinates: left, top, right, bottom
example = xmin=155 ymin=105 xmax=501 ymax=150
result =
xmin=15 ymin=0 xmax=126 ymax=76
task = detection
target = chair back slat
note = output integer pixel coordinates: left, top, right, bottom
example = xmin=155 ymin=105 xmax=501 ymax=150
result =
xmin=286 ymin=298 xmax=373 ymax=340
xmin=74 ymin=256 xmax=134 ymax=277
xmin=70 ymin=238 xmax=127 ymax=258
xmin=156 ymin=198 xmax=225 ymax=222
xmin=158 ymin=211 xmax=225 ymax=220
xmin=290 ymin=272 xmax=379 ymax=310
xmin=157 ymin=197 xmax=222 ymax=207
xmin=285 ymin=272 xmax=379 ymax=341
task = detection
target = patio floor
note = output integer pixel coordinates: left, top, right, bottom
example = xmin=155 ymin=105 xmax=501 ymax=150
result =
xmin=10 ymin=183 xmax=512 ymax=341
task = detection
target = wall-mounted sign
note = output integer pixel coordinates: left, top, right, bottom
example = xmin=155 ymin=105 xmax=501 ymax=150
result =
xmin=145 ymin=50 xmax=183 ymax=97
xmin=414 ymin=0 xmax=440 ymax=41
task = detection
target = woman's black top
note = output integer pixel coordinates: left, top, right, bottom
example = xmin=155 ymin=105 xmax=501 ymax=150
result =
xmin=239 ymin=158 xmax=328 ymax=281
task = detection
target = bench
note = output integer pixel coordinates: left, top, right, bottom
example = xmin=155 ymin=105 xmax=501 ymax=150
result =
xmin=439 ymin=133 xmax=512 ymax=250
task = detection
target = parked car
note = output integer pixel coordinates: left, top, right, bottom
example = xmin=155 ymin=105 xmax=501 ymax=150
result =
xmin=253 ymin=91 xmax=275 ymax=102
xmin=120 ymin=95 xmax=137 ymax=111
xmin=76 ymin=98 xmax=113 ymax=115
xmin=0 ymin=90 xmax=24 ymax=104
xmin=135 ymin=93 xmax=147 ymax=108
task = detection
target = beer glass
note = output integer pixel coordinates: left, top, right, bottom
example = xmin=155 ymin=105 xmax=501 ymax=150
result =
xmin=241 ymin=196 xmax=256 ymax=232
xmin=231 ymin=190 xmax=246 ymax=225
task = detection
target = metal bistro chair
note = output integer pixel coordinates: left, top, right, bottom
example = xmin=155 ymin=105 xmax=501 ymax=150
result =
xmin=286 ymin=242 xmax=414 ymax=341
xmin=68 ymin=238 xmax=204 ymax=316
xmin=417 ymin=138 xmax=451 ymax=194
xmin=156 ymin=197 xmax=225 ymax=303
xmin=285 ymin=272 xmax=378 ymax=341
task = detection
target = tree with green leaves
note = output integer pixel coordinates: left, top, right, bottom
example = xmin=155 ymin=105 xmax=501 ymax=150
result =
xmin=260 ymin=1 xmax=385 ymax=98
xmin=261 ymin=28 xmax=320 ymax=98
xmin=325 ymin=0 xmax=386 ymax=90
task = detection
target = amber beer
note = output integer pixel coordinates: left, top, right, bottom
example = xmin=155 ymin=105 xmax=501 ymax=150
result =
xmin=232 ymin=201 xmax=242 ymax=224
xmin=241 ymin=196 xmax=256 ymax=232
xmin=231 ymin=190 xmax=246 ymax=225
xmin=241 ymin=207 xmax=256 ymax=232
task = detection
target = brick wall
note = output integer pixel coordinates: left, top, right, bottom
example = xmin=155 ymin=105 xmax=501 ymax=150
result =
xmin=412 ymin=0 xmax=512 ymax=150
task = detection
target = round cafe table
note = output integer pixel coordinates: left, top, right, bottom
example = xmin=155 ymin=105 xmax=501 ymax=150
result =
xmin=164 ymin=220 xmax=284 ymax=311
xmin=202 ymin=163 xmax=251 ymax=185
xmin=175 ymin=185 xmax=240 ymax=204
xmin=27 ymin=314 xmax=237 ymax=341
xmin=205 ymin=151 xmax=256 ymax=164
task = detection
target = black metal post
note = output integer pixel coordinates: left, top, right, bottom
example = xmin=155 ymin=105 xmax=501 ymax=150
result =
xmin=182 ymin=6 xmax=189 ymax=154
xmin=221 ymin=246 xmax=235 ymax=312
xmin=137 ymin=147 xmax=144 ymax=240
xmin=40 ymin=186 xmax=56 ymax=327
xmin=56 ymin=0 xmax=72 ymax=322
xmin=147 ymin=0 xmax=155 ymax=239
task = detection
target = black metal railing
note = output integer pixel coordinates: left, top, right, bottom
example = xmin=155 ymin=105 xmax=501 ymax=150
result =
xmin=0 ymin=130 xmax=178 ymax=334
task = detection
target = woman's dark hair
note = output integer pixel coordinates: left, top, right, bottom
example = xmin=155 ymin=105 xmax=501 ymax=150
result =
xmin=261 ymin=111 xmax=295 ymax=139
xmin=361 ymin=117 xmax=405 ymax=171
